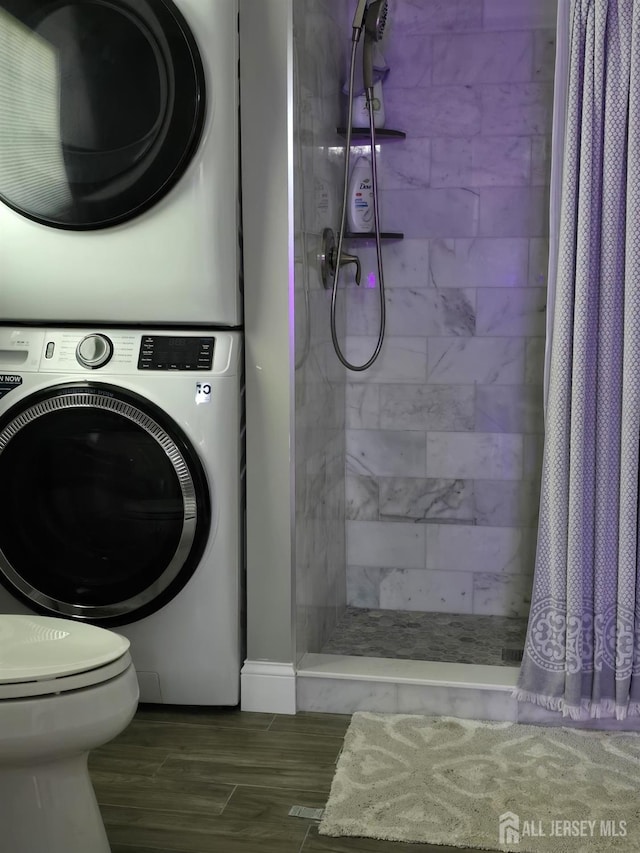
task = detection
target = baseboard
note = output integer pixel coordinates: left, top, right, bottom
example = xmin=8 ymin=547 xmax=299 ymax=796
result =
xmin=240 ymin=660 xmax=296 ymax=714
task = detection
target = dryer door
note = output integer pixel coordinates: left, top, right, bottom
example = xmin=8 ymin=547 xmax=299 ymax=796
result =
xmin=0 ymin=383 xmax=211 ymax=626
xmin=0 ymin=0 xmax=205 ymax=229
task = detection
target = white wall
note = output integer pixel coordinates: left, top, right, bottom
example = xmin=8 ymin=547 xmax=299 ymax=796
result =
xmin=239 ymin=0 xmax=296 ymax=678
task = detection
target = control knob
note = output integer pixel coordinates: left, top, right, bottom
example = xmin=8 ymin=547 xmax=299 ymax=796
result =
xmin=76 ymin=333 xmax=114 ymax=369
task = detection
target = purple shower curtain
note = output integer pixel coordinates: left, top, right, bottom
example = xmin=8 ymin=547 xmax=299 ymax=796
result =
xmin=515 ymin=0 xmax=640 ymax=720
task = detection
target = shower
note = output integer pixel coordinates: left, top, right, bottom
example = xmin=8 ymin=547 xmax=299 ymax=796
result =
xmin=325 ymin=0 xmax=389 ymax=372
xmin=287 ymin=0 xmax=555 ymax=719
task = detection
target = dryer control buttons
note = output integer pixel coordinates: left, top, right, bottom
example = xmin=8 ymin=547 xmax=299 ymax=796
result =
xmin=76 ymin=334 xmax=114 ymax=369
xmin=138 ymin=336 xmax=215 ymax=370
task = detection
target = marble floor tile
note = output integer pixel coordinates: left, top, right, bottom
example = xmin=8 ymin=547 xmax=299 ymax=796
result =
xmin=320 ymin=607 xmax=528 ymax=667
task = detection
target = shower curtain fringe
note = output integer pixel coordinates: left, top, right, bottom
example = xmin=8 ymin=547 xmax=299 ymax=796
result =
xmin=512 ymin=689 xmax=640 ymax=721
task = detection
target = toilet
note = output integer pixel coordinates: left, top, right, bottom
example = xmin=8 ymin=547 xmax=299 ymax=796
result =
xmin=0 ymin=615 xmax=139 ymax=853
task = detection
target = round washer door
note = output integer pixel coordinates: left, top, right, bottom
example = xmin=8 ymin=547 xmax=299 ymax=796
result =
xmin=0 ymin=0 xmax=205 ymax=229
xmin=0 ymin=383 xmax=211 ymax=626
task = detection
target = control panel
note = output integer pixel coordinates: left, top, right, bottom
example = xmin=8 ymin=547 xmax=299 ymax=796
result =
xmin=44 ymin=330 xmax=138 ymax=369
xmin=138 ymin=336 xmax=214 ymax=371
xmin=0 ymin=329 xmax=229 ymax=376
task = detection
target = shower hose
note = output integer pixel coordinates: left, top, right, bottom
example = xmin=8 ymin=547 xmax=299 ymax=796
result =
xmin=330 ymin=39 xmax=386 ymax=372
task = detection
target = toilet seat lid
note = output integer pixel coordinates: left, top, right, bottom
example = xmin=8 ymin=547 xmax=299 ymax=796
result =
xmin=0 ymin=615 xmax=129 ymax=683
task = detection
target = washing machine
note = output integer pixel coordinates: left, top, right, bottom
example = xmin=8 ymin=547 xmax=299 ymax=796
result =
xmin=0 ymin=326 xmax=243 ymax=705
xmin=0 ymin=0 xmax=240 ymax=326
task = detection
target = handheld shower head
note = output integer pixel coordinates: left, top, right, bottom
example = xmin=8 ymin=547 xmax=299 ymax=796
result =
xmin=352 ymin=0 xmax=388 ymax=43
xmin=362 ymin=0 xmax=388 ymax=90
xmin=364 ymin=0 xmax=388 ymax=42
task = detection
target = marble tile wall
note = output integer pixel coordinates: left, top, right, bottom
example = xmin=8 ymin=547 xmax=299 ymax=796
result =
xmin=293 ymin=0 xmax=349 ymax=660
xmin=343 ymin=0 xmax=556 ymax=618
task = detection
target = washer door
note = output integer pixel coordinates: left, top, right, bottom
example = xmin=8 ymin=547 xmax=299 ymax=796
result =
xmin=0 ymin=0 xmax=205 ymax=229
xmin=0 ymin=384 xmax=211 ymax=626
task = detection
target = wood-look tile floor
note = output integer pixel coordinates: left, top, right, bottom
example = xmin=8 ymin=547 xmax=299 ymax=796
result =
xmin=90 ymin=705 xmax=488 ymax=853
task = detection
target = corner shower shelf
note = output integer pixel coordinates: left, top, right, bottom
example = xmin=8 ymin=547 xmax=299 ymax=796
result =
xmin=344 ymin=231 xmax=404 ymax=241
xmin=337 ymin=127 xmax=406 ymax=242
xmin=337 ymin=127 xmax=406 ymax=139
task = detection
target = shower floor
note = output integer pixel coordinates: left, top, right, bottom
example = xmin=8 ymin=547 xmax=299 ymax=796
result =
xmin=320 ymin=607 xmax=528 ymax=667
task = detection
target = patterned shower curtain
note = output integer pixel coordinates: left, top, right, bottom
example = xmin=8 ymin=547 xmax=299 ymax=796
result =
xmin=515 ymin=0 xmax=640 ymax=720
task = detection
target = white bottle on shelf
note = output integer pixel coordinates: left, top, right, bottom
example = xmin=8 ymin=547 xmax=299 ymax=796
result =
xmin=347 ymin=156 xmax=374 ymax=234
xmin=351 ymin=80 xmax=386 ymax=128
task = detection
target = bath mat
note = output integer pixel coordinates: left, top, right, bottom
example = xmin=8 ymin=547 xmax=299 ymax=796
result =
xmin=319 ymin=713 xmax=640 ymax=852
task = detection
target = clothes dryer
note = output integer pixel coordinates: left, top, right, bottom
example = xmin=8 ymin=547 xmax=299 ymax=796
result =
xmin=0 ymin=1 xmax=240 ymax=326
xmin=0 ymin=326 xmax=243 ymax=705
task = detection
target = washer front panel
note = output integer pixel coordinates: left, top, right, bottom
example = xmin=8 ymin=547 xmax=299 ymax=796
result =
xmin=0 ymin=382 xmax=211 ymax=624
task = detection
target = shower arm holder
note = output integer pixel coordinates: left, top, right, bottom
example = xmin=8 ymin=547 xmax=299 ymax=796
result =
xmin=320 ymin=227 xmax=361 ymax=289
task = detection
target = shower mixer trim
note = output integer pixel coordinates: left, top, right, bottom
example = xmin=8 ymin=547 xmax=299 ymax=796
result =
xmin=320 ymin=228 xmax=361 ymax=290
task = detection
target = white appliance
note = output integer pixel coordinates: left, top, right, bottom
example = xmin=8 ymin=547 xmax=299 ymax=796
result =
xmin=0 ymin=326 xmax=243 ymax=705
xmin=0 ymin=0 xmax=240 ymax=326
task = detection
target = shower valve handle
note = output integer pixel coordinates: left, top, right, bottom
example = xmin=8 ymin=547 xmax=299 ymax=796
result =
xmin=333 ymin=248 xmax=362 ymax=286
xmin=320 ymin=228 xmax=362 ymax=288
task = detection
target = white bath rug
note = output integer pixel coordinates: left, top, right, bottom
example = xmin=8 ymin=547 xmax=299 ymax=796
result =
xmin=319 ymin=713 xmax=640 ymax=852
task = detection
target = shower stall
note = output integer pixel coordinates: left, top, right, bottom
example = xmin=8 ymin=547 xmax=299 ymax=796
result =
xmin=292 ymin=0 xmax=557 ymax=718
xmin=240 ymin=0 xmax=558 ymax=718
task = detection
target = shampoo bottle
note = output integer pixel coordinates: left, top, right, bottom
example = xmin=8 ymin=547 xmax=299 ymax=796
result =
xmin=347 ymin=156 xmax=374 ymax=234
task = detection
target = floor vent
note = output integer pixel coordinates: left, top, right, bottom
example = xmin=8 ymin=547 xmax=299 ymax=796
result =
xmin=502 ymin=648 xmax=524 ymax=663
xmin=288 ymin=806 xmax=325 ymax=821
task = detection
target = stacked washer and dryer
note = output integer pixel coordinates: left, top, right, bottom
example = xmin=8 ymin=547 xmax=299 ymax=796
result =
xmin=0 ymin=0 xmax=243 ymax=704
